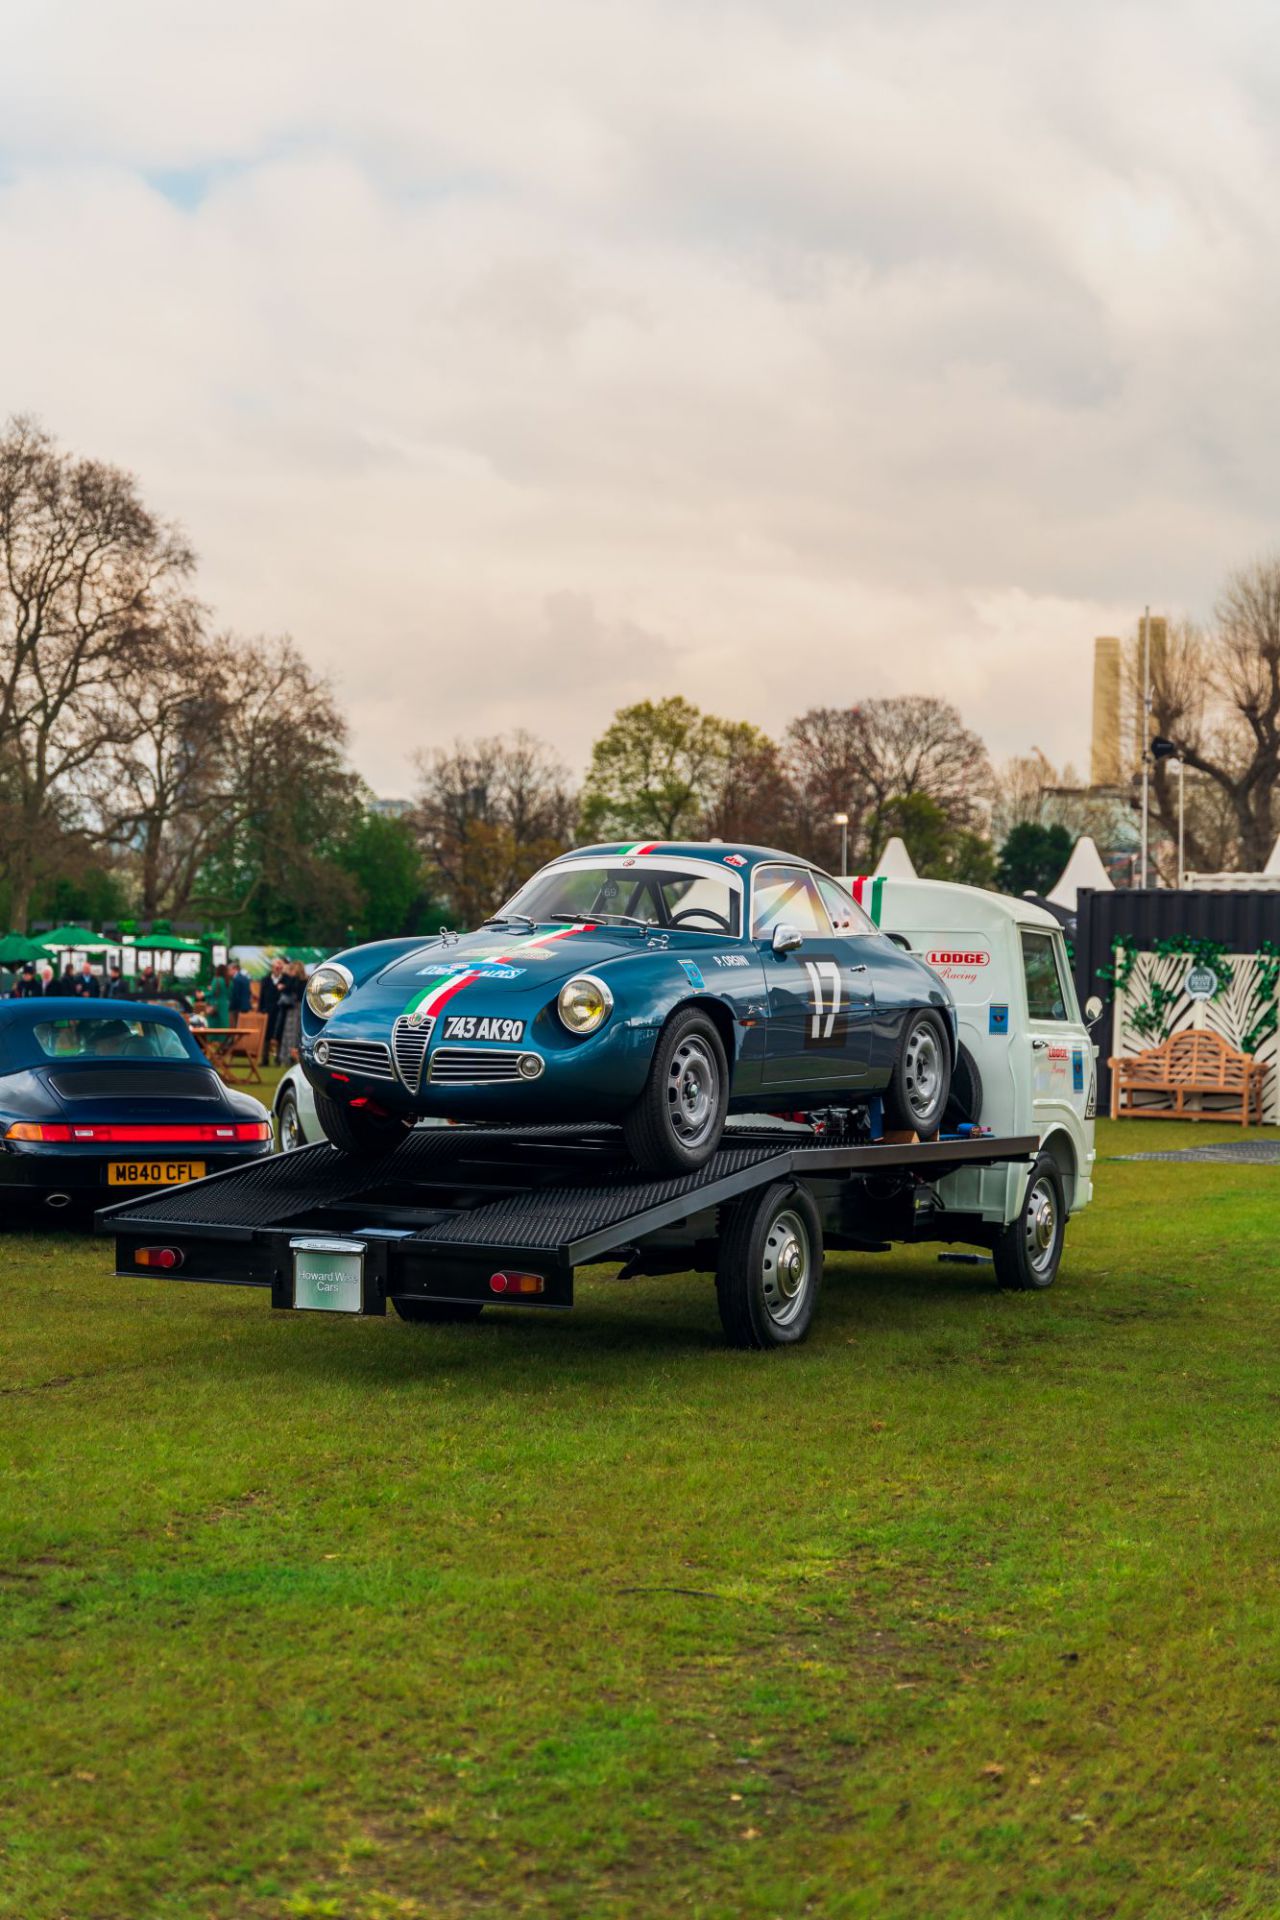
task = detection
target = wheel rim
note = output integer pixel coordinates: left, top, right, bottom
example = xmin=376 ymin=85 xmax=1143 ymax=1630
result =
xmin=903 ymin=1022 xmax=942 ymax=1124
xmin=762 ymin=1208 xmax=811 ymax=1328
xmin=1024 ymin=1175 xmax=1058 ymax=1276
xmin=665 ymin=1035 xmax=720 ymax=1148
xmin=279 ymin=1099 xmax=301 ymax=1151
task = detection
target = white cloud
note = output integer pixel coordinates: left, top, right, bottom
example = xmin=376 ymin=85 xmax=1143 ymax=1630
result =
xmin=2 ymin=0 xmax=1277 ymax=793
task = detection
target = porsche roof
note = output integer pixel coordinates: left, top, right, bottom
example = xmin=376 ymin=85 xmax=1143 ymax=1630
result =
xmin=559 ymin=842 xmax=806 ymax=868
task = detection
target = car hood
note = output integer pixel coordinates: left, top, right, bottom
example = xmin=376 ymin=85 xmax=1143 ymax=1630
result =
xmin=373 ymin=925 xmax=654 ymax=997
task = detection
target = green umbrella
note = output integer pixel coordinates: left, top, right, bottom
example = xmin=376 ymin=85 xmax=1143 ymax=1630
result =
xmin=38 ymin=925 xmax=116 ymax=951
xmin=0 ymin=934 xmax=50 ymax=965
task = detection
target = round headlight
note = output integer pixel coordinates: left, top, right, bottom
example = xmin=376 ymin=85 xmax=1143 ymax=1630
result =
xmin=305 ymin=963 xmax=353 ymax=1020
xmin=557 ymin=974 xmax=614 ymax=1035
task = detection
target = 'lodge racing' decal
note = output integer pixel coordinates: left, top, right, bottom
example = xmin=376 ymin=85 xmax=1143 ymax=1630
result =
xmin=443 ymin=1015 xmax=526 ymax=1043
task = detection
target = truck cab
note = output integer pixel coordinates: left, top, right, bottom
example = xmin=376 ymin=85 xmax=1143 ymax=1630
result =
xmin=862 ymin=877 xmax=1095 ymax=1232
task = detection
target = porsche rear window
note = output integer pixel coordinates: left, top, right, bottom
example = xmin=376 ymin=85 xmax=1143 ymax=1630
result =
xmin=31 ymin=1018 xmax=194 ymax=1062
xmin=504 ymin=865 xmax=741 ymax=936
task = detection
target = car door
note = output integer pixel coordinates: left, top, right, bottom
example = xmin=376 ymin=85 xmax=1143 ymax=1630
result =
xmin=753 ymin=864 xmax=874 ymax=1090
xmin=1019 ymin=927 xmax=1091 ymax=1142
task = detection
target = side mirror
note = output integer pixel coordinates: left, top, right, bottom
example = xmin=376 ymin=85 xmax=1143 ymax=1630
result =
xmin=771 ymin=923 xmax=803 ymax=956
xmin=886 ymin=932 xmax=912 ymax=952
xmin=1084 ymin=994 xmax=1105 ymax=1028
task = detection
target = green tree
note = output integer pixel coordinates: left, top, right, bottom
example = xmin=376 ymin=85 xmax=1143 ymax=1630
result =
xmin=336 ymin=812 xmax=437 ymax=941
xmin=580 ymin=697 xmax=729 ymax=842
xmin=871 ymin=792 xmax=996 ymax=887
xmin=996 ymin=821 xmax=1074 ymax=896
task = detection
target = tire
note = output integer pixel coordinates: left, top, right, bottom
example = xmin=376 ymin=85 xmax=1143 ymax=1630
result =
xmin=276 ymin=1091 xmax=305 ymax=1153
xmin=623 ymin=1008 xmax=729 ymax=1175
xmin=884 ymin=1010 xmax=951 ymax=1137
xmin=715 ymin=1181 xmax=823 ymax=1349
xmin=942 ymin=1043 xmax=983 ymax=1131
xmin=313 ymin=1087 xmax=412 ymax=1157
xmin=393 ymin=1298 xmax=485 ymax=1324
xmin=993 ymin=1153 xmax=1065 ymax=1291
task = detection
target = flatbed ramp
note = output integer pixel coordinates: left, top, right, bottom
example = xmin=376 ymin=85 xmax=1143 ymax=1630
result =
xmin=101 ymin=1123 xmax=1043 ymax=1349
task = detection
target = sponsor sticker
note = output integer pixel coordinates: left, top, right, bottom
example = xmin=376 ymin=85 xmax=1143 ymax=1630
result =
xmin=442 ymin=1015 xmax=527 ymax=1043
xmin=723 ymin=853 xmax=747 ymax=867
xmin=679 ymin=960 xmax=706 ymax=989
xmin=989 ymin=1004 xmax=1009 ymax=1034
xmin=1072 ymin=1049 xmax=1085 ymax=1092
xmin=927 ymin=949 xmax=990 ymax=967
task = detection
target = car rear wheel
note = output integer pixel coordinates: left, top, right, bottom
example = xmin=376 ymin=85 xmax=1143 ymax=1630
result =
xmin=623 ymin=1008 xmax=729 ymax=1175
xmin=313 ymin=1087 xmax=412 ymax=1157
xmin=884 ymin=1010 xmax=951 ymax=1137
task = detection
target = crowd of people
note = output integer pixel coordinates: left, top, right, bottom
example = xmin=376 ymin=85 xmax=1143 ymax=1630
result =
xmin=5 ymin=951 xmax=311 ymax=1065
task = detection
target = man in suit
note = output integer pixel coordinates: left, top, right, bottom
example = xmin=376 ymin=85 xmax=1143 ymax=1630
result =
xmin=228 ymin=961 xmax=253 ymax=1019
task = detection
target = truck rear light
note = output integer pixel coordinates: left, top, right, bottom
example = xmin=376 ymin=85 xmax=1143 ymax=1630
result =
xmin=489 ymin=1270 xmax=545 ymax=1295
xmin=135 ymin=1247 xmax=185 ymax=1270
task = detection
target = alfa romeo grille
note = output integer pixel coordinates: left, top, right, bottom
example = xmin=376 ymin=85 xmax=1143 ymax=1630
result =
xmin=320 ymin=1038 xmax=395 ymax=1081
xmin=392 ymin=1015 xmax=435 ymax=1092
xmin=429 ymin=1048 xmax=526 ymax=1085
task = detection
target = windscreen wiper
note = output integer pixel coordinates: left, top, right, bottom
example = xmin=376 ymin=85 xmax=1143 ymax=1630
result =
xmin=587 ymin=911 xmax=652 ymax=929
xmin=482 ymin=913 xmax=536 ymax=931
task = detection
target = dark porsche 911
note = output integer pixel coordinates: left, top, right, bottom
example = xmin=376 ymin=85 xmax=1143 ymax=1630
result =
xmin=0 ymin=1000 xmax=272 ymax=1211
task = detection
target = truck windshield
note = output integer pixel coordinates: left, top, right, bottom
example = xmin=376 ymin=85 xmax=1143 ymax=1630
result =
xmin=502 ymin=863 xmax=741 ymax=936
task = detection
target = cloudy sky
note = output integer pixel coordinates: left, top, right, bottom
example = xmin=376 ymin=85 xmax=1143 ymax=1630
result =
xmin=3 ymin=0 xmax=1277 ymax=796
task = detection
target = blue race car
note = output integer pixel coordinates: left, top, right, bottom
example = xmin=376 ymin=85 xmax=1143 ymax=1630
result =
xmin=0 ymin=1000 xmax=273 ymax=1211
xmin=300 ymin=843 xmax=956 ymax=1174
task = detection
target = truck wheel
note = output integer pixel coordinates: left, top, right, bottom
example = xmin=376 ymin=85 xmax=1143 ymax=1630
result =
xmin=884 ymin=1010 xmax=951 ymax=1137
xmin=393 ymin=1298 xmax=484 ymax=1323
xmin=314 ymin=1088 xmax=412 ymax=1157
xmin=623 ymin=1009 xmax=728 ymax=1175
xmin=943 ymin=1043 xmax=983 ymax=1131
xmin=716 ymin=1181 xmax=823 ymax=1348
xmin=993 ymin=1153 xmax=1065 ymax=1290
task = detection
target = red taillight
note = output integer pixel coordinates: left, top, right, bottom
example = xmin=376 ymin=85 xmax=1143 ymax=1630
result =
xmin=489 ymin=1271 xmax=545 ymax=1295
xmin=135 ymin=1246 xmax=185 ymax=1270
xmin=5 ymin=1121 xmax=271 ymax=1145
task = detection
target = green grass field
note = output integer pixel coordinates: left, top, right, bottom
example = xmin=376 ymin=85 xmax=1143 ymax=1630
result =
xmin=3 ymin=1118 xmax=1279 ymax=1919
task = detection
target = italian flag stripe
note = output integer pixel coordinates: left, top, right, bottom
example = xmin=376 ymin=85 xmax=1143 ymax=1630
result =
xmin=619 ymin=841 xmax=659 ymax=856
xmin=403 ymin=923 xmax=592 ymax=1021
xmin=870 ymin=876 xmax=886 ymax=926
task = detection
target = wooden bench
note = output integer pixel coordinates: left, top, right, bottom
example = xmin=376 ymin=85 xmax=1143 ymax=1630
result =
xmin=1109 ymin=1029 xmax=1267 ymax=1126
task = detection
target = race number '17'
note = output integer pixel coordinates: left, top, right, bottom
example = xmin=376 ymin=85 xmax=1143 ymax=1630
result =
xmin=803 ymin=959 xmax=843 ymax=1041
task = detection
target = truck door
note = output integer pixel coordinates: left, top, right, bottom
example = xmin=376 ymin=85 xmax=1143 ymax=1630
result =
xmin=753 ymin=864 xmax=875 ymax=1090
xmin=1019 ymin=927 xmax=1091 ymax=1145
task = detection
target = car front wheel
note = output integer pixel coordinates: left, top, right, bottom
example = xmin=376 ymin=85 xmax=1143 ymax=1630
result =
xmin=276 ymin=1090 xmax=305 ymax=1152
xmin=313 ymin=1087 xmax=413 ymax=1158
xmin=884 ymin=1010 xmax=951 ymax=1137
xmin=623 ymin=1008 xmax=729 ymax=1175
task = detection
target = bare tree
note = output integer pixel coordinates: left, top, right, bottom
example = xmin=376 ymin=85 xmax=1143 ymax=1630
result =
xmin=413 ymin=730 xmax=576 ymax=924
xmin=783 ymin=707 xmax=872 ymax=869
xmin=0 ymin=417 xmax=197 ymax=926
xmin=1147 ymin=572 xmax=1280 ymax=872
xmin=787 ymin=696 xmax=992 ymax=868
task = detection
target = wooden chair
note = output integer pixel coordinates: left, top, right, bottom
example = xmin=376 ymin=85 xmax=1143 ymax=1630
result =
xmin=1109 ymin=1029 xmax=1267 ymax=1126
xmin=215 ymin=1012 xmax=269 ymax=1085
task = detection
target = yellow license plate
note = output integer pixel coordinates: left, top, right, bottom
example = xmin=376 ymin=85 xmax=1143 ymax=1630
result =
xmin=107 ymin=1161 xmax=206 ymax=1186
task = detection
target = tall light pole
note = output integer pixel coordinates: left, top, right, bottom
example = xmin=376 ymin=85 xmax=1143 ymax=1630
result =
xmin=1139 ymin=605 xmax=1152 ymax=887
xmin=832 ymin=812 xmax=849 ymax=876
xmin=1152 ymin=735 xmax=1182 ymax=887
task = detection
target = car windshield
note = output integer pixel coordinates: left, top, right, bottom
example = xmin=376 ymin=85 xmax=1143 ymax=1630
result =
xmin=501 ymin=863 xmax=742 ymax=936
xmin=31 ymin=1018 xmax=194 ymax=1062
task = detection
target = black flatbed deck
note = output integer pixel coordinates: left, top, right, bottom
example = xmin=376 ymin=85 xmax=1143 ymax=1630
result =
xmin=101 ymin=1122 xmax=1040 ymax=1326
